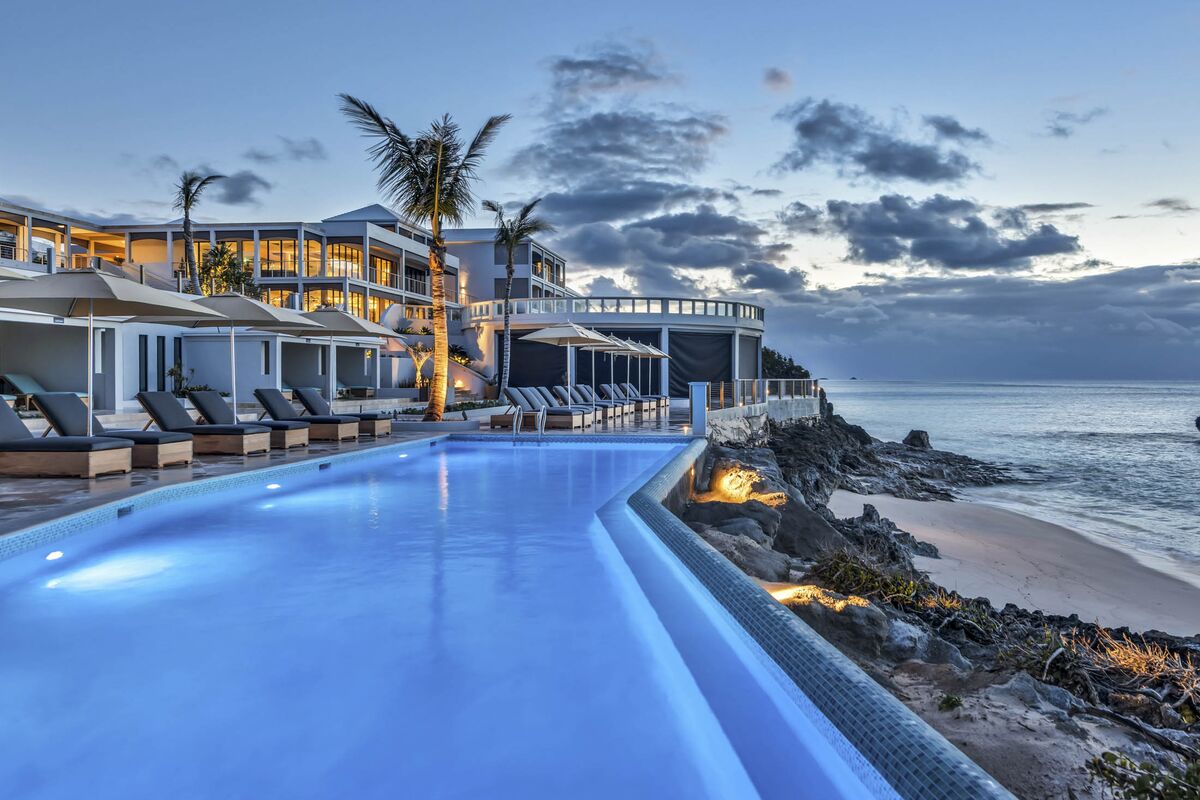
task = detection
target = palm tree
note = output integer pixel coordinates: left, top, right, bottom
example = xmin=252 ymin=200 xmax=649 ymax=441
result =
xmin=481 ymin=198 xmax=555 ymax=396
xmin=173 ymin=171 xmax=224 ymax=295
xmin=339 ymin=94 xmax=510 ymax=421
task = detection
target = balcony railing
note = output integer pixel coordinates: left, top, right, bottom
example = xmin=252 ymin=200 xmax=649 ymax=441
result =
xmin=399 ymin=305 xmax=463 ymax=323
xmin=465 ymin=295 xmax=765 ymax=324
xmin=707 ymin=378 xmax=819 ymax=409
xmin=0 ymin=245 xmax=51 ymax=267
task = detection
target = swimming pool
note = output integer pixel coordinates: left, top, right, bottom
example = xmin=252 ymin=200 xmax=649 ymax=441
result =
xmin=0 ymin=440 xmax=880 ymax=799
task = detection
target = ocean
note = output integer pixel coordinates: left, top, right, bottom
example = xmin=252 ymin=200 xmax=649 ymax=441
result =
xmin=820 ymin=380 xmax=1200 ymax=576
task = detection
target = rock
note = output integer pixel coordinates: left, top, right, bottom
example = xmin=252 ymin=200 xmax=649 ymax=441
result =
xmin=902 ymin=429 xmax=932 ymax=449
xmin=684 ymin=499 xmax=782 ymax=537
xmin=783 ymin=585 xmax=889 ymax=656
xmin=884 ymin=619 xmax=972 ymax=670
xmin=713 ymin=517 xmax=771 ymax=546
xmin=773 ymin=499 xmax=849 ymax=559
xmin=695 ymin=529 xmax=790 ymax=581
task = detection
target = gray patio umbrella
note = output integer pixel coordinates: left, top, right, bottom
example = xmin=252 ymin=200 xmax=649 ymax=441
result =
xmin=635 ymin=342 xmax=670 ymax=397
xmin=519 ymin=323 xmax=612 ymax=406
xmin=260 ymin=305 xmax=404 ymax=402
xmin=0 ymin=266 xmax=34 ymax=281
xmin=576 ymin=332 xmax=627 ymax=418
xmin=0 ymin=270 xmax=226 ymax=435
xmin=130 ymin=293 xmax=316 ymax=415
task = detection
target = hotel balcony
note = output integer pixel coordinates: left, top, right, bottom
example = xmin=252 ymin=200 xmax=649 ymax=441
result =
xmin=464 ymin=295 xmax=765 ymax=329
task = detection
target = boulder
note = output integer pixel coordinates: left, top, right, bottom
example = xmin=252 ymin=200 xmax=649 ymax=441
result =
xmin=696 ymin=529 xmax=790 ymax=581
xmin=902 ymin=429 xmax=932 ymax=449
xmin=883 ymin=619 xmax=972 ymax=669
xmin=684 ymin=499 xmax=782 ymax=537
xmin=713 ymin=517 xmax=771 ymax=546
xmin=773 ymin=500 xmax=850 ymax=559
xmin=782 ymin=585 xmax=889 ymax=656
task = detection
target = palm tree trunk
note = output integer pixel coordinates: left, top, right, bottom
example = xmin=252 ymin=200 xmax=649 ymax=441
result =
xmin=500 ymin=256 xmax=514 ymax=395
xmin=183 ymin=212 xmax=200 ymax=295
xmin=424 ymin=243 xmax=449 ymax=421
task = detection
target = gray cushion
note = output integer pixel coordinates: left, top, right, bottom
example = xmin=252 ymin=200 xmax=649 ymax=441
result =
xmin=293 ymin=387 xmax=331 ymax=415
xmin=174 ymin=425 xmax=270 ymax=436
xmin=137 ymin=392 xmax=198 ymax=431
xmin=188 ymin=391 xmax=237 ymax=425
xmin=105 ymin=430 xmax=192 ymax=445
xmin=255 ymin=389 xmax=301 ymax=421
xmin=0 ymin=399 xmax=33 ymax=440
xmin=0 ymin=436 xmax=131 ymax=453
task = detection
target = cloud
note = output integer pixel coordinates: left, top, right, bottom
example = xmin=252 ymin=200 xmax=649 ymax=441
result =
xmin=823 ymin=194 xmax=1081 ymax=271
xmin=774 ymin=99 xmax=983 ymax=183
xmin=1018 ymin=202 xmax=1095 ymax=214
xmin=731 ymin=261 xmax=808 ymax=294
xmin=243 ymin=136 xmax=328 ymax=163
xmin=539 ymin=180 xmax=735 ymax=225
xmin=548 ymin=40 xmax=675 ymax=103
xmin=923 ymin=114 xmax=990 ymax=143
xmin=761 ymin=264 xmax=1200 ymax=380
xmin=763 ymin=67 xmax=793 ymax=91
xmin=1045 ymin=107 xmax=1108 ymax=138
xmin=751 ymin=188 xmax=784 ymax=197
xmin=1145 ymin=197 xmax=1197 ymax=214
xmin=209 ymin=170 xmax=272 ymax=205
xmin=776 ymin=200 xmax=823 ymax=234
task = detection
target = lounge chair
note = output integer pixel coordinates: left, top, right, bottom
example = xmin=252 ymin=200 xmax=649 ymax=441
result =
xmin=0 ymin=400 xmax=132 ymax=478
xmin=254 ymin=388 xmax=358 ymax=441
xmin=514 ymin=387 xmax=591 ymax=430
xmin=533 ymin=387 xmax=594 ymax=428
xmin=2 ymin=373 xmax=87 ymax=410
xmin=621 ymin=382 xmax=669 ymax=413
xmin=488 ymin=389 xmax=547 ymax=432
xmin=293 ymin=387 xmax=390 ymax=437
xmin=554 ymin=386 xmax=621 ymax=423
xmin=337 ymin=380 xmax=376 ymax=399
xmin=574 ymin=384 xmax=633 ymax=418
xmin=32 ymin=392 xmax=193 ymax=468
xmin=602 ymin=383 xmax=654 ymax=414
xmin=137 ymin=391 xmax=271 ymax=456
xmin=189 ymin=390 xmax=309 ymax=450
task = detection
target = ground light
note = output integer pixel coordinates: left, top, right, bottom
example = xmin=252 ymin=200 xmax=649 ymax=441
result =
xmin=266 ymin=483 xmax=281 ymax=490
xmin=45 ymin=551 xmax=64 ymax=561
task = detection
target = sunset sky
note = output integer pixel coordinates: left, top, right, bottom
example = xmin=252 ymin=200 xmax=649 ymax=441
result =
xmin=3 ymin=0 xmax=1197 ymax=378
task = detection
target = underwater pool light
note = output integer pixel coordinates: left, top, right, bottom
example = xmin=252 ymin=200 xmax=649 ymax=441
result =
xmin=45 ymin=551 xmax=64 ymax=561
xmin=266 ymin=483 xmax=281 ymax=490
xmin=399 ymin=453 xmax=408 ymax=458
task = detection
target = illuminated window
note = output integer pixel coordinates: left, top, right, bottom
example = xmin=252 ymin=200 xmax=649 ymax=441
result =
xmin=304 ymin=287 xmax=344 ymax=311
xmin=326 ymin=244 xmax=362 ymax=278
xmin=305 ymin=239 xmax=322 ymax=276
xmin=260 ymin=239 xmax=298 ymax=276
xmin=348 ymin=291 xmax=365 ymax=318
xmin=263 ymin=287 xmax=297 ymax=309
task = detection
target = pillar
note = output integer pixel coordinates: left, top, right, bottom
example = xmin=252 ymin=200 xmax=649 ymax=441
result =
xmin=252 ymin=229 xmax=261 ymax=278
xmin=660 ymin=326 xmax=670 ymax=396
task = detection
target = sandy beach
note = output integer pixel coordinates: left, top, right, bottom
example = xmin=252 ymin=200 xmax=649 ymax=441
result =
xmin=827 ymin=491 xmax=1200 ymax=637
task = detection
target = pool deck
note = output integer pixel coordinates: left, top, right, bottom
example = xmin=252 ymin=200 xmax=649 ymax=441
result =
xmin=0 ymin=414 xmax=690 ymax=536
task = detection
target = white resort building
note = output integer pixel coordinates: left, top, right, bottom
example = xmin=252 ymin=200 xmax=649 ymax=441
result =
xmin=0 ymin=197 xmax=765 ymax=412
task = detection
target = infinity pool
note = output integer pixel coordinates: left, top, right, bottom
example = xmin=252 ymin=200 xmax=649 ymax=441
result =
xmin=0 ymin=440 xmax=875 ymax=799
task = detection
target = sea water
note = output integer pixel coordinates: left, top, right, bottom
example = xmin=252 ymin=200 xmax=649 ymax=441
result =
xmin=823 ymin=380 xmax=1200 ymax=574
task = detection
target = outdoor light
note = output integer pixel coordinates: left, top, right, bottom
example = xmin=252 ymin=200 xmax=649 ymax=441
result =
xmin=45 ymin=551 xmax=64 ymax=561
xmin=46 ymin=579 xmax=61 ymax=589
xmin=266 ymin=483 xmax=281 ymax=490
xmin=399 ymin=453 xmax=408 ymax=458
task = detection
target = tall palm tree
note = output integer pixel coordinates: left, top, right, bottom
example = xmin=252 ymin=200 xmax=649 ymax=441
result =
xmin=482 ymin=198 xmax=555 ymax=396
xmin=339 ymin=94 xmax=510 ymax=421
xmin=173 ymin=171 xmax=224 ymax=295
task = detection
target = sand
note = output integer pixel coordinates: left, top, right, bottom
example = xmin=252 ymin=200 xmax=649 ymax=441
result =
xmin=827 ymin=491 xmax=1200 ymax=637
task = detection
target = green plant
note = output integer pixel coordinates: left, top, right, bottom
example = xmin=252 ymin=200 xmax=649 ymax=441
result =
xmin=448 ymin=343 xmax=473 ymax=367
xmin=763 ymin=346 xmax=811 ymax=379
xmin=937 ymin=694 xmax=963 ymax=712
xmin=173 ymin=171 xmax=224 ymax=295
xmin=340 ymin=94 xmax=509 ymax=421
xmin=1089 ymin=752 xmax=1200 ymax=799
xmin=419 ymin=326 xmax=433 ymax=336
xmin=399 ymin=399 xmax=501 ymax=415
xmin=482 ymin=197 xmax=555 ymax=396
xmin=199 ymin=243 xmax=260 ymax=298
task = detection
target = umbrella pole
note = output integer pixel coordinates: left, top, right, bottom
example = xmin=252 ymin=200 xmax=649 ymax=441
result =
xmin=328 ymin=335 xmax=334 ymax=403
xmin=229 ymin=326 xmax=237 ymax=418
xmin=590 ymin=348 xmax=596 ymax=421
xmin=86 ymin=300 xmax=93 ymax=437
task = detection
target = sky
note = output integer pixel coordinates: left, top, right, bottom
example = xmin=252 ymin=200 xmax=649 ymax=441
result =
xmin=2 ymin=1 xmax=1198 ymax=379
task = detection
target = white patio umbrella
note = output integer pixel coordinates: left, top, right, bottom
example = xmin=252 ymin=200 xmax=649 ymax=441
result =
xmin=261 ymin=305 xmax=405 ymax=402
xmin=519 ymin=323 xmax=612 ymax=409
xmin=129 ymin=293 xmax=316 ymax=415
xmin=636 ymin=342 xmax=670 ymax=398
xmin=0 ymin=270 xmax=226 ymax=435
xmin=0 ymin=266 xmax=34 ymax=281
xmin=575 ymin=332 xmax=628 ymax=420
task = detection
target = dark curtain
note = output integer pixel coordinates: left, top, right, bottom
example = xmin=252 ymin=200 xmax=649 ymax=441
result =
xmin=499 ymin=334 xmax=570 ymax=389
xmin=574 ymin=329 xmax=662 ymax=396
xmin=668 ymin=331 xmax=732 ymax=397
xmin=738 ymin=335 xmax=761 ymax=379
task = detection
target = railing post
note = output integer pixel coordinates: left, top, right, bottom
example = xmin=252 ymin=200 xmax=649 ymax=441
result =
xmin=688 ymin=381 xmax=708 ymax=437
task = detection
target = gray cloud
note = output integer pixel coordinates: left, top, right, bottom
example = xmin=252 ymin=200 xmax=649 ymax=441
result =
xmin=776 ymin=200 xmax=823 ymax=234
xmin=731 ymin=261 xmax=808 ymax=295
xmin=244 ymin=136 xmax=328 ymax=164
xmin=923 ymin=114 xmax=989 ymax=143
xmin=209 ymin=169 xmax=272 ymax=205
xmin=774 ymin=99 xmax=983 ymax=183
xmin=763 ymin=67 xmax=793 ymax=91
xmin=1018 ymin=202 xmax=1095 ymax=214
xmin=539 ymin=180 xmax=735 ymax=225
xmin=1145 ymin=197 xmax=1197 ymax=214
xmin=1045 ymin=107 xmax=1108 ymax=138
xmin=549 ymin=40 xmax=675 ymax=103
xmin=761 ymin=264 xmax=1200 ymax=380
xmin=823 ymin=194 xmax=1081 ymax=271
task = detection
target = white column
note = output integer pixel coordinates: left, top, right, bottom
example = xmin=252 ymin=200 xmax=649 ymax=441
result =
xmin=660 ymin=326 xmax=670 ymax=396
xmin=23 ymin=215 xmax=33 ymax=261
xmin=252 ymin=229 xmax=261 ymax=278
xmin=297 ymin=227 xmax=304 ymax=279
xmin=731 ymin=330 xmax=740 ymax=403
xmin=63 ymin=223 xmax=72 ymax=270
xmin=124 ymin=232 xmax=132 ymax=262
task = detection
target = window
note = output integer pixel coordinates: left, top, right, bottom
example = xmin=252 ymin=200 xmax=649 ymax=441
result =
xmin=326 ymin=243 xmax=362 ymax=278
xmin=531 ymin=248 xmax=544 ymax=278
xmin=264 ymin=287 xmax=297 ymax=310
xmin=261 ymin=341 xmax=271 ymax=375
xmin=304 ymin=287 xmax=344 ymax=311
xmin=173 ymin=338 xmax=183 ymax=392
xmin=367 ymin=295 xmax=384 ymax=323
xmin=318 ymin=346 xmax=327 ymax=376
xmin=138 ymin=335 xmax=148 ymax=392
xmin=371 ymin=255 xmax=398 ymax=288
xmin=156 ymin=336 xmax=166 ymax=391
xmin=260 ymin=239 xmax=298 ymax=276
xmin=305 ymin=239 xmax=322 ymax=276
xmin=348 ymin=291 xmax=365 ymax=319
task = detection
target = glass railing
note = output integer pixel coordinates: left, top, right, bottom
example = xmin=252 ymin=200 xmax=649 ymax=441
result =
xmin=464 ymin=295 xmax=765 ymax=323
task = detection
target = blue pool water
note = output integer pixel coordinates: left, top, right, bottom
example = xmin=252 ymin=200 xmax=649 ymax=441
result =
xmin=0 ymin=441 xmax=874 ymax=799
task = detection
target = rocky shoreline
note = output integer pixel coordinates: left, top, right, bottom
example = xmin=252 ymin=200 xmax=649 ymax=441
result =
xmin=682 ymin=406 xmax=1200 ymax=799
